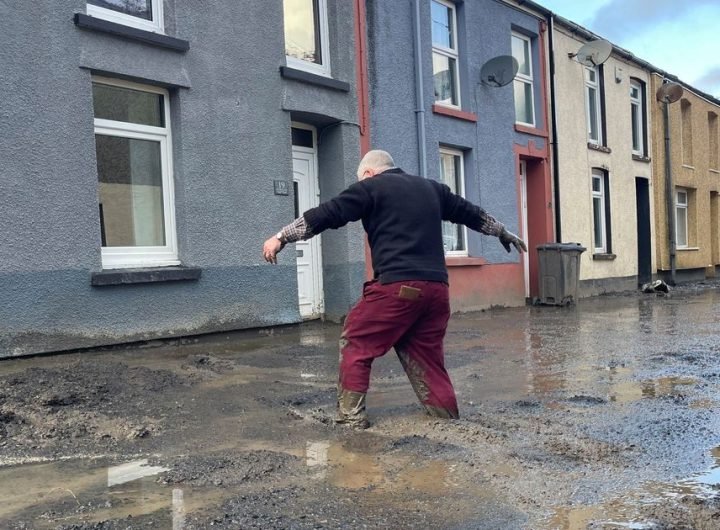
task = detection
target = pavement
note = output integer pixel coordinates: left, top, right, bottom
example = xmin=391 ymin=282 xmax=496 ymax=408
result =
xmin=1 ymin=281 xmax=720 ymax=529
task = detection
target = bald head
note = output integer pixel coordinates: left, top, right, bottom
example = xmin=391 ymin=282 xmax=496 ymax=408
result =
xmin=357 ymin=150 xmax=395 ymax=180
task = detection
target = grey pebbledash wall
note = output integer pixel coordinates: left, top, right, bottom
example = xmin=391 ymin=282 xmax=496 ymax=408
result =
xmin=0 ymin=1 xmax=364 ymax=356
xmin=366 ymin=0 xmax=546 ymax=264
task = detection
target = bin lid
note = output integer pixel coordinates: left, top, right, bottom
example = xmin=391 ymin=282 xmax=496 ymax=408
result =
xmin=536 ymin=242 xmax=587 ymax=252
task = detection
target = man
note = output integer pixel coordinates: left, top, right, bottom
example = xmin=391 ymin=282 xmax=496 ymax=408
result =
xmin=263 ymin=150 xmax=526 ymax=428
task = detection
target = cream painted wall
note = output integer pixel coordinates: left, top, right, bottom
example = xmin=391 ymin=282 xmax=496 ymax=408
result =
xmin=553 ymin=27 xmax=655 ymax=284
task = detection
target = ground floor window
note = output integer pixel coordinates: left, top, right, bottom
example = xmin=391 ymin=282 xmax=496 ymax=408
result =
xmin=439 ymin=147 xmax=467 ymax=255
xmin=591 ymin=168 xmax=611 ymax=254
xmin=92 ymin=77 xmax=178 ymax=269
xmin=676 ymin=188 xmax=689 ymax=248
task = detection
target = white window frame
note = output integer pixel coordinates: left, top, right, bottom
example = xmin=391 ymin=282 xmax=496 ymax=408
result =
xmin=284 ymin=0 xmax=331 ymax=78
xmin=591 ymin=169 xmax=607 ymax=253
xmin=675 ymin=188 xmax=688 ymax=249
xmin=93 ymin=76 xmax=179 ymax=269
xmin=585 ymin=66 xmax=603 ymax=145
xmin=512 ymin=32 xmax=535 ymax=127
xmin=630 ymin=80 xmax=644 ymax=156
xmin=440 ymin=147 xmax=468 ymax=256
xmin=87 ymin=0 xmax=164 ymax=34
xmin=431 ymin=0 xmax=461 ymax=108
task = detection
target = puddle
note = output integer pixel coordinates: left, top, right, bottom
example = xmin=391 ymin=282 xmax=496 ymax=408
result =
xmin=540 ymin=446 xmax=720 ymax=529
xmin=0 ymin=456 xmax=224 ymax=529
xmin=610 ymin=376 xmax=698 ymax=403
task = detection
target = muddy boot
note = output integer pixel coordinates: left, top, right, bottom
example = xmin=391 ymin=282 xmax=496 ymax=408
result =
xmin=423 ymin=404 xmax=459 ymax=419
xmin=336 ymin=389 xmax=370 ymax=429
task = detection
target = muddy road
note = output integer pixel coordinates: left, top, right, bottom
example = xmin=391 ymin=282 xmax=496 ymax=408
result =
xmin=1 ymin=283 xmax=720 ymax=529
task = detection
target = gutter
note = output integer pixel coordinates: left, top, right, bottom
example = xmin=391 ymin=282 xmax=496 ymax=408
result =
xmin=548 ymin=15 xmax=562 ymax=242
xmin=412 ymin=0 xmax=428 ymax=177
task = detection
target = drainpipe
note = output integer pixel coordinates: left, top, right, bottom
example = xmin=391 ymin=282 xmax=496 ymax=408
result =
xmin=412 ymin=0 xmax=427 ymax=177
xmin=548 ymin=15 xmax=562 ymax=242
xmin=663 ymin=99 xmax=677 ymax=285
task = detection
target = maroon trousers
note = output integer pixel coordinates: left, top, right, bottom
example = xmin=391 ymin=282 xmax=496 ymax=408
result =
xmin=339 ymin=280 xmax=459 ymax=418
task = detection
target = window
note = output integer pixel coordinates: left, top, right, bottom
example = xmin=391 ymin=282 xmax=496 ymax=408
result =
xmin=585 ymin=66 xmax=604 ymax=145
xmin=93 ymin=77 xmax=178 ymax=269
xmin=283 ymin=0 xmax=330 ymax=76
xmin=439 ymin=148 xmax=467 ymax=254
xmin=512 ymin=33 xmax=535 ymax=126
xmin=87 ymin=0 xmax=164 ymax=33
xmin=681 ymin=99 xmax=693 ymax=165
xmin=630 ymin=79 xmax=646 ymax=156
xmin=591 ymin=169 xmax=610 ymax=253
xmin=676 ymin=189 xmax=688 ymax=248
xmin=709 ymin=112 xmax=718 ymax=170
xmin=431 ymin=0 xmax=460 ymax=107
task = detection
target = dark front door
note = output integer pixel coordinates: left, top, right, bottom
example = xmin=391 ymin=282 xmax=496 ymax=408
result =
xmin=635 ymin=177 xmax=652 ymax=285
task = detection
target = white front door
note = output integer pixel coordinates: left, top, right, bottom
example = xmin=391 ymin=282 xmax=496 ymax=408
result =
xmin=293 ymin=144 xmax=324 ymax=319
xmin=519 ymin=159 xmax=530 ymax=298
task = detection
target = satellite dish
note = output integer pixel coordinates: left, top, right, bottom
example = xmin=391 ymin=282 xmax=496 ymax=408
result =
xmin=656 ymin=82 xmax=684 ymax=104
xmin=480 ymin=55 xmax=519 ymax=87
xmin=570 ymin=39 xmax=612 ymax=67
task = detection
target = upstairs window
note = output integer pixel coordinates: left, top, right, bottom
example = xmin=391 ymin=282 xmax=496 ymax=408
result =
xmin=676 ymin=188 xmax=688 ymax=248
xmin=681 ymin=99 xmax=693 ymax=165
xmin=439 ymin=148 xmax=467 ymax=255
xmin=512 ymin=32 xmax=535 ymax=127
xmin=585 ymin=66 xmax=605 ymax=146
xmin=630 ymin=79 xmax=646 ymax=156
xmin=87 ymin=0 xmax=164 ymax=33
xmin=708 ymin=112 xmax=718 ymax=170
xmin=431 ymin=0 xmax=460 ymax=107
xmin=283 ymin=0 xmax=330 ymax=76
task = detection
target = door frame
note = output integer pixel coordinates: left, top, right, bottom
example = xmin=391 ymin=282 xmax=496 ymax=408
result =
xmin=519 ymin=159 xmax=530 ymax=298
xmin=291 ymin=122 xmax=324 ymax=319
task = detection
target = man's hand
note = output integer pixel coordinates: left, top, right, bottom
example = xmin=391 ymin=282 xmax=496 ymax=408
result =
xmin=499 ymin=228 xmax=527 ymax=253
xmin=263 ymin=236 xmax=285 ymax=264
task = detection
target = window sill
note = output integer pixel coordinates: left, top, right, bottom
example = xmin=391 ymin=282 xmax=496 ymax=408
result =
xmin=710 ymin=168 xmax=720 ymax=174
xmin=446 ymin=256 xmax=487 ymax=267
xmin=682 ymin=164 xmax=695 ymax=170
xmin=588 ymin=143 xmax=611 ymax=154
xmin=432 ymin=104 xmax=478 ymax=123
xmin=74 ymin=13 xmax=190 ymax=52
xmin=677 ymin=247 xmax=700 ymax=252
xmin=279 ymin=66 xmax=350 ymax=92
xmin=592 ymin=253 xmax=616 ymax=261
xmin=91 ymin=266 xmax=202 ymax=286
xmin=632 ymin=154 xmax=651 ymax=163
xmin=514 ymin=123 xmax=548 ymax=138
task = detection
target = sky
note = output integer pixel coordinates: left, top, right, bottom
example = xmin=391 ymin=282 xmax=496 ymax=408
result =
xmin=535 ymin=0 xmax=720 ymax=98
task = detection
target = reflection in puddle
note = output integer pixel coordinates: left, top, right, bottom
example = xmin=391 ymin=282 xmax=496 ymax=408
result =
xmin=611 ymin=376 xmax=697 ymax=403
xmin=541 ymin=446 xmax=720 ymax=530
xmin=0 ymin=457 xmax=228 ymax=529
xmin=304 ymin=439 xmax=456 ymax=494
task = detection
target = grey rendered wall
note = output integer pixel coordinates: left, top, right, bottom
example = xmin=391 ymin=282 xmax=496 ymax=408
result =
xmin=0 ymin=0 xmax=362 ymax=356
xmin=367 ymin=0 xmax=545 ymax=264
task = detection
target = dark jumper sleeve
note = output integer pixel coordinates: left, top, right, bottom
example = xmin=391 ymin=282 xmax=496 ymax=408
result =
xmin=302 ymin=181 xmax=372 ymax=235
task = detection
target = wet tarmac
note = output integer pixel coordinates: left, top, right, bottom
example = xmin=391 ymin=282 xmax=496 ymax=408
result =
xmin=1 ymin=281 xmax=720 ymax=529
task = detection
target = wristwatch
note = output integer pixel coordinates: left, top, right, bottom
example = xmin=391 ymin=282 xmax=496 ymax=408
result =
xmin=275 ymin=231 xmax=285 ymax=243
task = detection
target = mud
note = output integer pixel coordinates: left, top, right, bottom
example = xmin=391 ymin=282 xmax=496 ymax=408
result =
xmin=1 ymin=280 xmax=720 ymax=528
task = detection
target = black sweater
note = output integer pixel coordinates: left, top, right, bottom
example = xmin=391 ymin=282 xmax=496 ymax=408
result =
xmin=303 ymin=168 xmax=503 ymax=284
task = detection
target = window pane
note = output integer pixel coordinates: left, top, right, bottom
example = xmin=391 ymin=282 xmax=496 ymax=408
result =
xmin=630 ymin=86 xmax=639 ymax=99
xmin=431 ymin=1 xmax=453 ymax=49
xmin=440 ymin=152 xmax=465 ymax=252
xmin=588 ymin=87 xmax=599 ymax=141
xmin=283 ymin=0 xmax=321 ymax=64
xmin=291 ymin=127 xmax=313 ymax=147
xmin=677 ymin=191 xmax=687 ymax=205
xmin=585 ymin=68 xmax=596 ymax=84
xmin=676 ymin=206 xmax=687 ymax=247
xmin=631 ymin=103 xmax=640 ymax=151
xmin=514 ymin=80 xmax=534 ymax=124
xmin=593 ymin=196 xmax=604 ymax=249
xmin=592 ymin=175 xmax=601 ymax=193
xmin=96 ymin=135 xmax=166 ymax=247
xmin=512 ymin=36 xmax=530 ymax=76
xmin=433 ymin=53 xmax=458 ymax=105
xmin=93 ymin=83 xmax=164 ymax=127
xmin=88 ymin=0 xmax=152 ymax=20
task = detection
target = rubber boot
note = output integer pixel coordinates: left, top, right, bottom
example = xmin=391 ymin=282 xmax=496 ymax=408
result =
xmin=336 ymin=389 xmax=370 ymax=429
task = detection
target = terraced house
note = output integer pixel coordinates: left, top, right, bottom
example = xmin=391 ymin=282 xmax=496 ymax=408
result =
xmin=1 ymin=0 xmax=367 ymax=356
xmin=650 ymin=75 xmax=720 ymax=283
